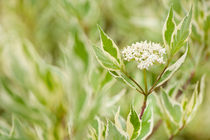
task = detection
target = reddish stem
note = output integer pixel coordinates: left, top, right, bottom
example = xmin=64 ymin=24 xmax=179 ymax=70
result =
xmin=139 ymin=95 xmax=147 ymax=119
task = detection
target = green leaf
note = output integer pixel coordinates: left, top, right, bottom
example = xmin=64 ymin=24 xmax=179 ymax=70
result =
xmin=185 ymin=75 xmax=205 ymax=123
xmin=198 ymin=75 xmax=205 ymax=105
xmin=163 ymin=116 xmax=179 ymax=136
xmin=98 ymin=25 xmax=122 ymax=64
xmin=185 ymin=82 xmax=198 ymax=123
xmin=147 ymin=94 xmax=162 ymax=117
xmin=100 ymin=72 xmax=113 ymax=88
xmin=107 ymin=121 xmax=128 ymax=140
xmin=126 ymin=106 xmax=141 ymax=140
xmin=109 ymin=71 xmax=141 ymax=91
xmin=102 ymin=121 xmax=108 ymax=139
xmin=115 ymin=107 xmax=127 ymax=132
xmin=156 ymin=45 xmax=188 ymax=88
xmin=163 ymin=6 xmax=175 ymax=51
xmin=92 ymin=45 xmax=120 ymax=70
xmin=191 ymin=23 xmax=202 ymax=42
xmin=137 ymin=100 xmax=154 ymax=140
xmin=118 ymin=72 xmax=140 ymax=90
xmin=73 ymin=33 xmax=89 ymax=70
xmin=170 ymin=0 xmax=182 ymax=15
xmin=161 ymin=90 xmax=182 ymax=124
xmin=171 ymin=8 xmax=192 ymax=55
xmin=88 ymin=126 xmax=98 ymax=140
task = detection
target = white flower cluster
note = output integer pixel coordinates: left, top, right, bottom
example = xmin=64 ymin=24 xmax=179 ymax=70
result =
xmin=122 ymin=41 xmax=166 ymax=70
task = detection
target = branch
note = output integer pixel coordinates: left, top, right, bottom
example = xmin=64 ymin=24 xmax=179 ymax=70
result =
xmin=125 ymin=73 xmax=145 ymax=95
xmin=148 ymin=65 xmax=168 ymax=94
xmin=139 ymin=95 xmax=147 ymax=119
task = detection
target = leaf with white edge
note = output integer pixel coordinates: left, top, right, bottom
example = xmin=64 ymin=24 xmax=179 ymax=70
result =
xmin=115 ymin=107 xmax=123 ymax=130
xmin=163 ymin=116 xmax=179 ymax=136
xmin=109 ymin=71 xmax=141 ymax=91
xmin=163 ymin=6 xmax=175 ymax=51
xmin=170 ymin=0 xmax=182 ymax=15
xmin=137 ymin=100 xmax=154 ymax=140
xmin=156 ymin=45 xmax=188 ymax=88
xmin=92 ymin=45 xmax=120 ymax=70
xmin=96 ymin=117 xmax=103 ymax=140
xmin=109 ymin=71 xmax=120 ymax=77
xmin=115 ymin=107 xmax=127 ymax=132
xmin=148 ymin=94 xmax=162 ymax=117
xmin=126 ymin=106 xmax=141 ymax=140
xmin=185 ymin=82 xmax=199 ymax=123
xmin=171 ymin=8 xmax=192 ymax=55
xmin=161 ymin=90 xmax=182 ymax=124
xmin=88 ymin=126 xmax=98 ymax=140
xmin=107 ymin=121 xmax=128 ymax=140
xmin=167 ymin=84 xmax=178 ymax=98
xmin=102 ymin=121 xmax=108 ymax=139
xmin=198 ymin=75 xmax=205 ymax=105
xmin=98 ymin=25 xmax=122 ymax=65
xmin=119 ymin=72 xmax=140 ymax=90
xmin=157 ymin=93 xmax=179 ymax=136
xmin=185 ymin=75 xmax=205 ymax=123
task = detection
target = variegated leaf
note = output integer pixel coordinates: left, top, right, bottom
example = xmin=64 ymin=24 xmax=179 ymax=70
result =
xmin=126 ymin=106 xmax=141 ymax=140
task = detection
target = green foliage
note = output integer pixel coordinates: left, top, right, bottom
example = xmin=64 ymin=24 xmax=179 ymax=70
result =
xmin=73 ymin=33 xmax=89 ymax=70
xmin=156 ymin=45 xmax=188 ymax=87
xmin=163 ymin=6 xmax=176 ymax=53
xmin=155 ymin=76 xmax=206 ymax=137
xmin=97 ymin=25 xmax=122 ymax=65
xmin=126 ymin=106 xmax=141 ymax=139
xmin=0 ymin=0 xmax=208 ymax=140
xmin=137 ymin=101 xmax=153 ymax=140
xmin=171 ymin=8 xmax=192 ymax=55
xmin=92 ymin=45 xmax=120 ymax=70
xmin=161 ymin=90 xmax=182 ymax=124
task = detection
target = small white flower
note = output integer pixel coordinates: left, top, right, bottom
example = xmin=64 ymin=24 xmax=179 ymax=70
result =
xmin=122 ymin=41 xmax=166 ymax=70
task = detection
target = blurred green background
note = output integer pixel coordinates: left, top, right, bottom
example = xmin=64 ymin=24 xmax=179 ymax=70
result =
xmin=0 ymin=0 xmax=209 ymax=140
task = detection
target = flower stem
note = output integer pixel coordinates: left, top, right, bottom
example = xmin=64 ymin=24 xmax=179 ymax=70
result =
xmin=139 ymin=95 xmax=147 ymax=119
xmin=124 ymin=72 xmax=145 ymax=95
xmin=143 ymin=69 xmax=148 ymax=94
xmin=148 ymin=61 xmax=170 ymax=94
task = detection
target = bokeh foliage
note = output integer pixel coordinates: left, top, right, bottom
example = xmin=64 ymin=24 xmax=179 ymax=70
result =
xmin=0 ymin=0 xmax=209 ymax=140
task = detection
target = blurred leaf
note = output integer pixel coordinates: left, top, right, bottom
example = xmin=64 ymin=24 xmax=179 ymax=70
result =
xmin=147 ymin=94 xmax=162 ymax=117
xmin=107 ymin=121 xmax=128 ymax=140
xmin=161 ymin=90 xmax=182 ymax=124
xmin=191 ymin=23 xmax=202 ymax=42
xmin=105 ymin=89 xmax=126 ymax=108
xmin=185 ymin=75 xmax=205 ymax=123
xmin=170 ymin=0 xmax=182 ymax=15
xmin=73 ymin=33 xmax=89 ymax=70
xmin=89 ymin=117 xmax=106 ymax=140
xmin=204 ymin=15 xmax=210 ymax=31
xmin=115 ymin=107 xmax=126 ymax=133
xmin=100 ymin=72 xmax=113 ymax=89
